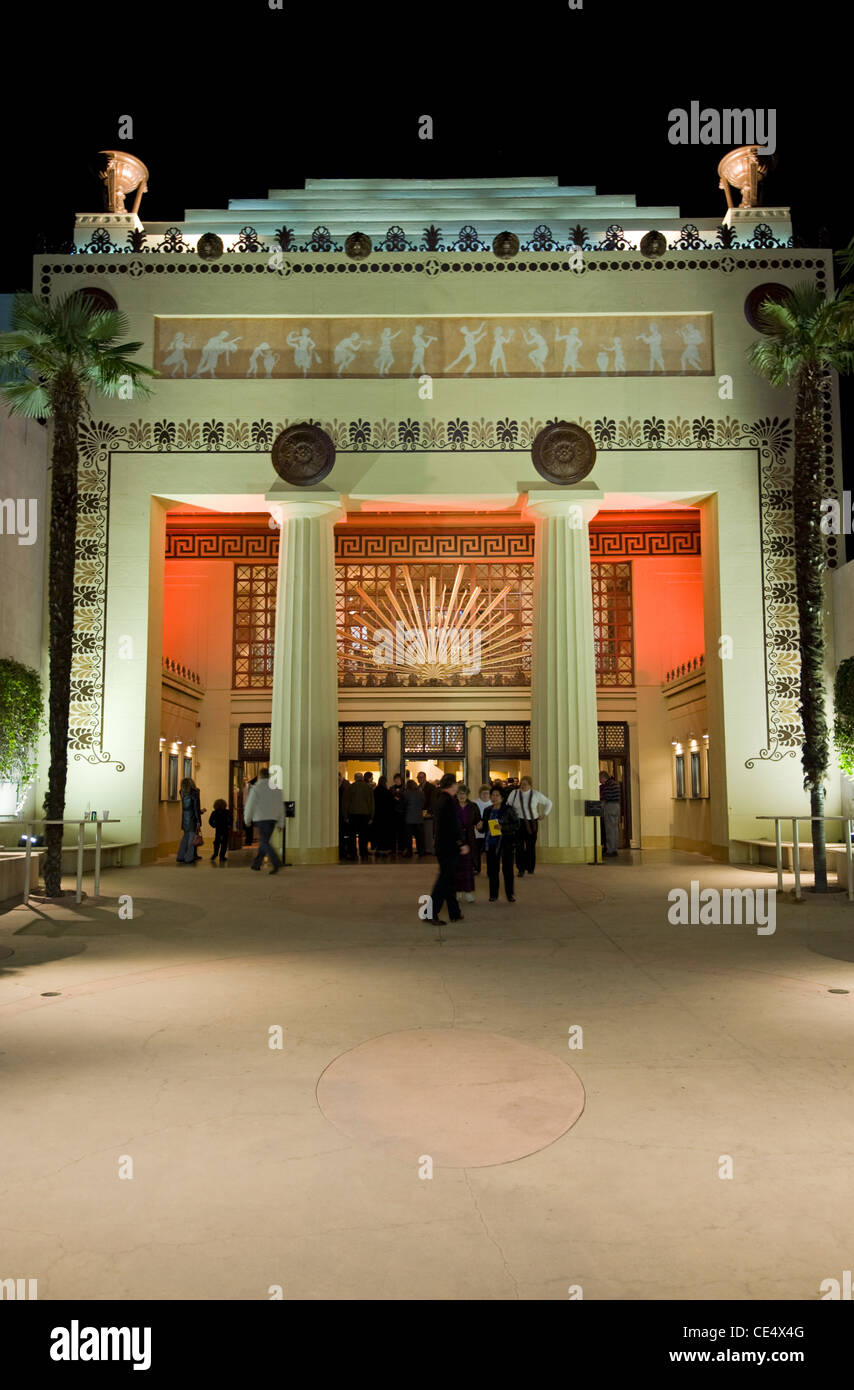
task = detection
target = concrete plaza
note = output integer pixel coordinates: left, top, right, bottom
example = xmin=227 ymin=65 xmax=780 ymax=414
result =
xmin=0 ymin=849 xmax=852 ymax=1301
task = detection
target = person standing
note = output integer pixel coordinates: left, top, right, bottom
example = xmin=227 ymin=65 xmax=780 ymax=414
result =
xmin=455 ymin=784 xmax=480 ymax=903
xmin=243 ymin=775 xmax=257 ymax=846
xmin=338 ymin=773 xmax=353 ymax=861
xmin=347 ymin=772 xmax=375 ymax=862
xmin=479 ymin=786 xmax=519 ymax=903
xmin=208 ymin=799 xmax=232 ymax=865
xmin=426 ymin=773 xmax=468 ymax=925
xmin=402 ymin=779 xmax=426 ymax=858
xmin=417 ymin=771 xmax=437 ymax=855
xmin=373 ymin=774 xmax=395 ymax=857
xmin=474 ymin=783 xmax=492 ymax=875
xmin=243 ymin=767 xmax=284 ymax=874
xmin=506 ymin=777 xmax=553 ymax=876
xmin=176 ymin=777 xmax=202 ymax=864
xmin=390 ymin=772 xmax=406 ymax=856
xmin=599 ymin=770 xmax=622 ymax=856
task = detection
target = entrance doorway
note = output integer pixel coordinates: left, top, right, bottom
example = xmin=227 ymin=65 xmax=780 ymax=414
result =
xmin=339 ymin=723 xmax=386 ymax=782
xmin=483 ymin=721 xmax=531 ymax=787
xmin=403 ymin=756 xmax=464 ymax=784
xmin=598 ymin=721 xmax=631 ymax=849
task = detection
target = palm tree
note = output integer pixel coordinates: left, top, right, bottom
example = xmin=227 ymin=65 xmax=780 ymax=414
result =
xmin=0 ymin=292 xmax=155 ymax=896
xmin=748 ymin=282 xmax=854 ymax=891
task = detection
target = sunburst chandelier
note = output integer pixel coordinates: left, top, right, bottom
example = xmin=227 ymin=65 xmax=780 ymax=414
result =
xmin=340 ymin=565 xmax=530 ymax=683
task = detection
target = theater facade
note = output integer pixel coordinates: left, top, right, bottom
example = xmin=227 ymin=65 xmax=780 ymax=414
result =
xmin=41 ymin=173 xmax=843 ymax=863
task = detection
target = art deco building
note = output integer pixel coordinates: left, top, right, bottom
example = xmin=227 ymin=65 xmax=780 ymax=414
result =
xmin=36 ymin=169 xmax=841 ymax=863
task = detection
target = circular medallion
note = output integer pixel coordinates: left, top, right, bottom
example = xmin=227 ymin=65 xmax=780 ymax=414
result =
xmin=493 ymin=230 xmax=519 ymax=259
xmin=744 ymin=282 xmax=792 ymax=332
xmin=531 ymin=421 xmax=596 ymax=485
xmin=640 ymin=230 xmax=667 ymax=258
xmin=197 ymin=233 xmax=224 ymax=261
xmin=317 ymin=1028 xmax=585 ymax=1167
xmin=271 ymin=423 xmax=336 ymax=486
xmin=345 ymin=232 xmax=372 ymax=260
xmin=74 ymin=287 xmax=118 ymax=315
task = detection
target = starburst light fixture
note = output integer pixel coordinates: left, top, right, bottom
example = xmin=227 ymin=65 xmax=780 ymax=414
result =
xmin=340 ymin=565 xmax=531 ymax=683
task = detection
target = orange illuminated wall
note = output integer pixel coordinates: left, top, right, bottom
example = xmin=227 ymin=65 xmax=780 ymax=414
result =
xmin=632 ymin=556 xmax=704 ymax=686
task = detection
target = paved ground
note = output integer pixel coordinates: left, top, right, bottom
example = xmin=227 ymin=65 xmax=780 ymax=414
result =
xmin=1 ymin=848 xmax=852 ymax=1300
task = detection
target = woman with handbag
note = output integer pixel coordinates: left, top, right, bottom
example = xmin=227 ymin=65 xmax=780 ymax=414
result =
xmin=176 ymin=777 xmax=203 ymax=864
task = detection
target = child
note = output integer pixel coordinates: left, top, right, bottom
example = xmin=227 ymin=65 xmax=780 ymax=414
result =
xmin=208 ymin=799 xmax=232 ymax=865
xmin=478 ymin=787 xmax=519 ymax=903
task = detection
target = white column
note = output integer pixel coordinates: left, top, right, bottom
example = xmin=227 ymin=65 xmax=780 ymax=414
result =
xmin=268 ymin=495 xmax=343 ymax=863
xmin=466 ymin=721 xmax=485 ymax=793
xmin=527 ymin=493 xmax=602 ymax=862
xmin=384 ymin=722 xmax=402 ymax=779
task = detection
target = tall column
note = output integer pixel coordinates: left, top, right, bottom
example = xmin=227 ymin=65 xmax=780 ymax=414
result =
xmin=527 ymin=493 xmax=602 ymax=863
xmin=466 ymin=721 xmax=485 ymax=793
xmin=268 ymin=495 xmax=343 ymax=863
xmin=384 ymin=722 xmax=402 ymax=779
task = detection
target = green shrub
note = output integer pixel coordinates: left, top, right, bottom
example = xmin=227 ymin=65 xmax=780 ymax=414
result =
xmin=0 ymin=658 xmax=43 ymax=788
xmin=833 ymin=657 xmax=854 ymax=777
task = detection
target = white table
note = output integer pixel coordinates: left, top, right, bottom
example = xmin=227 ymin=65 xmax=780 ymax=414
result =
xmin=756 ymin=815 xmax=853 ymax=902
xmin=16 ymin=818 xmax=122 ymax=905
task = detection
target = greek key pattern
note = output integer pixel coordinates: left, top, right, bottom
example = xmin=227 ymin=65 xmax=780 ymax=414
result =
xmin=77 ymin=413 xmax=797 ymax=768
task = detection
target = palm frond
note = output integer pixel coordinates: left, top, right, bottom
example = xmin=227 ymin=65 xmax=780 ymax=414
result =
xmin=0 ymin=377 xmax=51 ymax=417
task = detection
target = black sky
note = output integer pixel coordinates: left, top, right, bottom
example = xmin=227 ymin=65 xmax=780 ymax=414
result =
xmin=5 ymin=3 xmax=853 ymax=511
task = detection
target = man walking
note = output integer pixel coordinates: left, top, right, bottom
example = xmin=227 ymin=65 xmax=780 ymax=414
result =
xmin=425 ymin=773 xmax=468 ymax=925
xmin=599 ymin=769 xmax=622 ymax=856
xmin=243 ymin=767 xmax=284 ymax=875
xmin=505 ymin=777 xmax=553 ymax=876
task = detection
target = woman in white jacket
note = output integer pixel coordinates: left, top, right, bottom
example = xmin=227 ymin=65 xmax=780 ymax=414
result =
xmin=505 ymin=778 xmax=553 ymax=876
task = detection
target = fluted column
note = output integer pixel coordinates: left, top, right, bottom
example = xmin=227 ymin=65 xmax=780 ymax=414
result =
xmin=466 ymin=721 xmax=485 ymax=793
xmin=527 ymin=493 xmax=602 ymax=862
xmin=268 ymin=495 xmax=343 ymax=863
xmin=384 ymin=722 xmax=402 ymax=779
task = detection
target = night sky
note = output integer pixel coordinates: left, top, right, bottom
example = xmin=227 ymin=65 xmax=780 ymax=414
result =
xmin=6 ymin=4 xmax=853 ymax=506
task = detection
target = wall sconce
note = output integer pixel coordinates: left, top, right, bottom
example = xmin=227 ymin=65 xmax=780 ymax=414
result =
xmin=702 ymin=732 xmax=709 ymax=743
xmin=674 ymin=742 xmax=683 ymax=755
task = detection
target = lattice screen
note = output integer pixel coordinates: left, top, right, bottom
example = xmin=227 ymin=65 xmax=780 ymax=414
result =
xmin=592 ymin=563 xmax=634 ymax=687
xmin=338 ymin=723 xmax=385 ymax=757
xmin=403 ymin=723 xmax=466 ymax=756
xmin=238 ymin=723 xmax=271 ymax=759
xmin=598 ymin=722 xmax=628 ymax=755
xmin=234 ymin=565 xmax=277 ymax=688
xmin=484 ymin=722 xmax=531 ymax=756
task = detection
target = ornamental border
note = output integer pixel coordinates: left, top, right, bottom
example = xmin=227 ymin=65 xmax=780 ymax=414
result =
xmin=38 ymin=252 xmax=828 ymax=300
xmin=76 ymin=412 xmax=812 ymax=774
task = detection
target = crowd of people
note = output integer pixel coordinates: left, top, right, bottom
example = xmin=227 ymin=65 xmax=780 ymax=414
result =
xmin=338 ymin=768 xmax=554 ymax=922
xmin=173 ymin=763 xmax=620 ymax=890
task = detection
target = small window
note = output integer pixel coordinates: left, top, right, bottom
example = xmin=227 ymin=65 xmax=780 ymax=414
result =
xmin=690 ymin=751 xmax=701 ymax=798
xmin=168 ymin=754 xmax=179 ymax=800
xmin=674 ymin=753 xmax=685 ymax=799
xmin=183 ymin=755 xmax=193 ymax=781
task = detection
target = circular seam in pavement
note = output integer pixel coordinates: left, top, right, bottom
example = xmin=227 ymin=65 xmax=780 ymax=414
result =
xmin=316 ymin=1027 xmax=585 ymax=1168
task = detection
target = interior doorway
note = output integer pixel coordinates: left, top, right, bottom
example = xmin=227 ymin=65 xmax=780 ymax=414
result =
xmin=483 ymin=757 xmax=531 ymax=784
xmin=403 ymin=756 xmax=465 ymax=784
xmin=230 ymin=758 xmax=266 ymax=847
xmin=598 ymin=720 xmax=631 ymax=849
